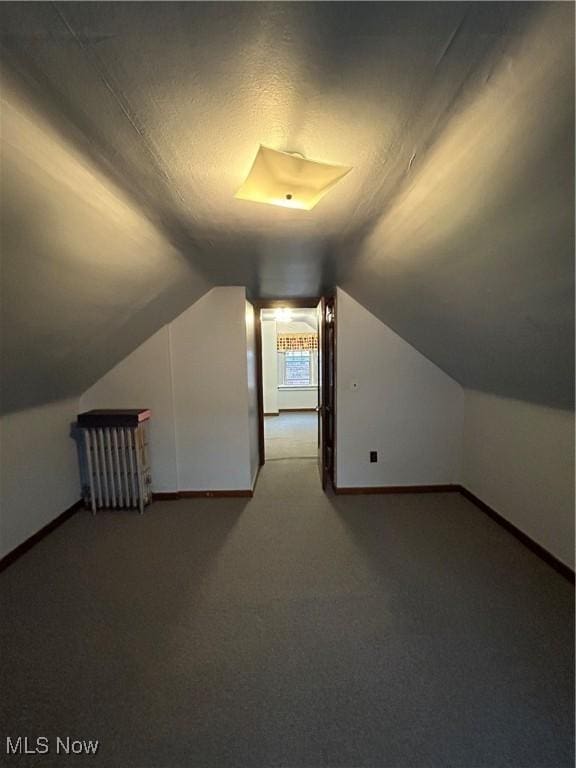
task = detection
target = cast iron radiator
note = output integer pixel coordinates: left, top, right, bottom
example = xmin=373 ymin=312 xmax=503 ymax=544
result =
xmin=77 ymin=409 xmax=152 ymax=513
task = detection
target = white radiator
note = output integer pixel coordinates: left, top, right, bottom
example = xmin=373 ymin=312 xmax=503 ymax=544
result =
xmin=78 ymin=410 xmax=152 ymax=514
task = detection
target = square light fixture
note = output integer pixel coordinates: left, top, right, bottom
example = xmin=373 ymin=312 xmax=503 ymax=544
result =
xmin=235 ymin=145 xmax=351 ymax=211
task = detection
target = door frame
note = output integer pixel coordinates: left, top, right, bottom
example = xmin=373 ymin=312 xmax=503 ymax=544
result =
xmin=253 ymin=297 xmax=321 ymax=469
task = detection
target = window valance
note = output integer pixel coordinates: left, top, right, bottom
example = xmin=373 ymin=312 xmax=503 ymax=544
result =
xmin=277 ymin=333 xmax=318 ymax=352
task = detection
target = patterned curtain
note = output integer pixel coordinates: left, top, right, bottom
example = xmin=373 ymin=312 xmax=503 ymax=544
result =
xmin=277 ymin=333 xmax=318 ymax=351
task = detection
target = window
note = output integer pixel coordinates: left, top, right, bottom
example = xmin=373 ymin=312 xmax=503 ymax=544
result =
xmin=278 ymin=350 xmax=317 ymax=387
xmin=284 ymin=351 xmax=311 ymax=386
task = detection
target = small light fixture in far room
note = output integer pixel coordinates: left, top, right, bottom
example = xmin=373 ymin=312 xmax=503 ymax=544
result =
xmin=275 ymin=308 xmax=293 ymax=323
xmin=235 ymin=145 xmax=351 ymax=211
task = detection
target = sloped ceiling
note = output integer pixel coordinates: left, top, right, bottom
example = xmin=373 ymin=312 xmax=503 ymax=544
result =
xmin=0 ymin=76 xmax=211 ymax=413
xmin=338 ymin=3 xmax=574 ymax=409
xmin=1 ymin=2 xmax=573 ymax=413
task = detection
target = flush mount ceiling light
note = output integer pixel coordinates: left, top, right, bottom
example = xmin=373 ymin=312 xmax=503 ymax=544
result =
xmin=275 ymin=308 xmax=293 ymax=322
xmin=235 ymin=145 xmax=351 ymax=211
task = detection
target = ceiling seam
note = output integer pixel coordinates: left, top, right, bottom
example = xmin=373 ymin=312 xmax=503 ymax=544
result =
xmin=340 ymin=8 xmax=472 ymax=246
xmin=337 ymin=10 xmax=516 ymax=292
xmin=51 ymin=1 xmax=196 ymax=221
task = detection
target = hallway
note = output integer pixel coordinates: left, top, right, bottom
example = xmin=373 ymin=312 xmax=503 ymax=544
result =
xmin=264 ymin=411 xmax=317 ymax=460
xmin=1 ymin=459 xmax=573 ymax=767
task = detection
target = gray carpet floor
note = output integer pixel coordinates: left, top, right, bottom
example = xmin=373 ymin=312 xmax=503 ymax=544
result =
xmin=265 ymin=412 xmax=317 ymax=459
xmin=1 ymin=458 xmax=573 ymax=767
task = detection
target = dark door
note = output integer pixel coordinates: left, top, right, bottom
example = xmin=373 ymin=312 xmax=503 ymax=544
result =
xmin=317 ymin=297 xmax=335 ymax=490
xmin=324 ymin=297 xmax=336 ymax=486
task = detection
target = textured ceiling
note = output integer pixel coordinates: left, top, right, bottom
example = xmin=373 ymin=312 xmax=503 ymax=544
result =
xmin=0 ymin=77 xmax=210 ymax=413
xmin=338 ymin=3 xmax=574 ymax=408
xmin=1 ymin=1 xmax=573 ymax=412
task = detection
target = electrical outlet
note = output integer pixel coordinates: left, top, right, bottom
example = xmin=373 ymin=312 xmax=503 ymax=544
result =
xmin=370 ymin=451 xmax=378 ymax=463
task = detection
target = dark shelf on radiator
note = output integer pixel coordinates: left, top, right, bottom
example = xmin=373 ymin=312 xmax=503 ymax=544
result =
xmin=77 ymin=409 xmax=151 ymax=428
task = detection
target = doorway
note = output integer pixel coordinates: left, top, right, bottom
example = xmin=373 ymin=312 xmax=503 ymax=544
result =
xmin=264 ymin=412 xmax=317 ymax=459
xmin=254 ymin=298 xmax=335 ymax=489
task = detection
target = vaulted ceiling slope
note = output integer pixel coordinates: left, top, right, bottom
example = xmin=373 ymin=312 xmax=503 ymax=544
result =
xmin=0 ymin=74 xmax=211 ymax=414
xmin=1 ymin=2 xmax=573 ymax=412
xmin=338 ymin=3 xmax=574 ymax=410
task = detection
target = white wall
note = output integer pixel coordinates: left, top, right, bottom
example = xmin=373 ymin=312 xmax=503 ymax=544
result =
xmin=278 ymin=388 xmax=317 ymax=410
xmin=0 ymin=398 xmax=80 ymax=559
xmin=336 ymin=287 xmax=464 ymax=488
xmin=462 ymin=389 xmax=575 ymax=569
xmin=80 ymin=287 xmax=255 ymax=493
xmin=171 ymin=288 xmax=253 ymax=490
xmin=245 ymin=302 xmax=260 ymax=487
xmin=81 ymin=327 xmax=178 ymax=491
xmin=261 ymin=319 xmax=278 ymax=414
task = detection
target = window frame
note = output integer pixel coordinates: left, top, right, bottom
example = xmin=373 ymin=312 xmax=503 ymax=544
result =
xmin=277 ymin=349 xmax=318 ymax=388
